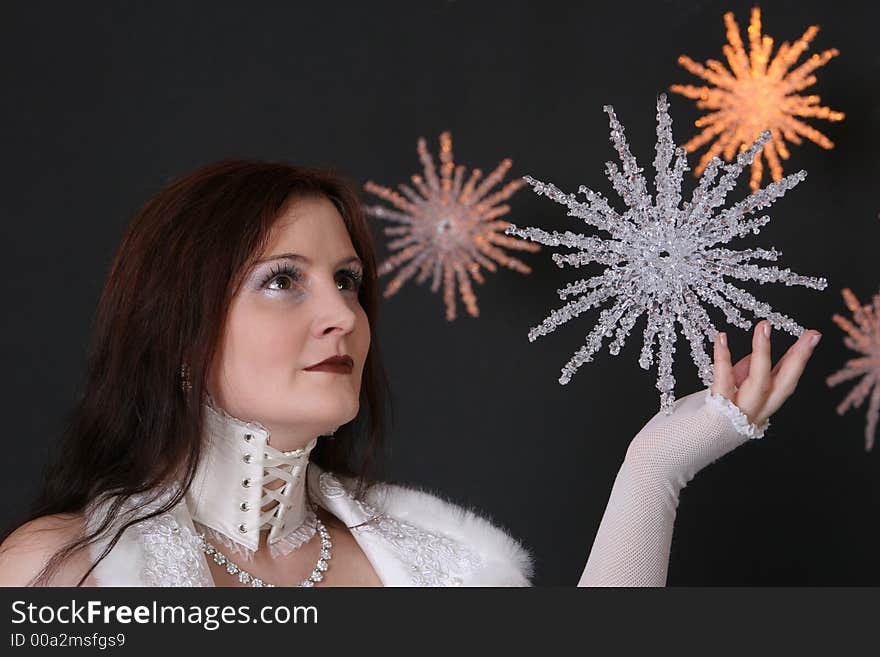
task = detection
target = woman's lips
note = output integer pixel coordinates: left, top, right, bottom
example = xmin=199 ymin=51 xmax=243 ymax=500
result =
xmin=304 ymin=355 xmax=354 ymax=374
xmin=304 ymin=363 xmax=352 ymax=374
xmin=305 ymin=354 xmax=354 ymax=374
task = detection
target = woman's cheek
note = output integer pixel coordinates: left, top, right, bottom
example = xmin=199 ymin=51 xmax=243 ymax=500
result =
xmin=232 ymin=307 xmax=306 ymax=367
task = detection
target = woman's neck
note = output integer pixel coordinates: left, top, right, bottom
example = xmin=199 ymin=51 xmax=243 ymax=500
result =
xmin=185 ymin=394 xmax=320 ymax=561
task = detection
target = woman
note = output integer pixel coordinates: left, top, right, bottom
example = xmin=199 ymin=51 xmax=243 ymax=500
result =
xmin=0 ymin=161 xmax=822 ymax=586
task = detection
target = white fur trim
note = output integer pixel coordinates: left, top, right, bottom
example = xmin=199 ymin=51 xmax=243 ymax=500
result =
xmin=363 ymin=481 xmax=534 ymax=586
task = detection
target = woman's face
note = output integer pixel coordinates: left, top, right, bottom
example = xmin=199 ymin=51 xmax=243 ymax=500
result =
xmin=207 ymin=194 xmax=370 ymax=450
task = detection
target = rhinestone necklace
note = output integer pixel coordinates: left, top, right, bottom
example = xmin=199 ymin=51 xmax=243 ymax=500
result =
xmin=197 ymin=506 xmax=332 ymax=587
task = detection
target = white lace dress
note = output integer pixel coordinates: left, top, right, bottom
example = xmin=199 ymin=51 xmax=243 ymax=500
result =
xmin=83 ymin=386 xmax=766 ymax=587
xmin=84 ymin=462 xmax=534 ymax=587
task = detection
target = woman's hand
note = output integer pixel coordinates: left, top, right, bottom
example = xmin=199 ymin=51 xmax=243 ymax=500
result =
xmin=711 ymin=320 xmax=823 ymax=427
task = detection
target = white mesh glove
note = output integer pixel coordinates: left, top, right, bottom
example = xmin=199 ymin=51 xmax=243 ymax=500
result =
xmin=577 ymin=386 xmax=769 ymax=587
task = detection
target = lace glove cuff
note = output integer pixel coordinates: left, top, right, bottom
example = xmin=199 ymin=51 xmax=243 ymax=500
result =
xmin=705 ymin=389 xmax=770 ymax=440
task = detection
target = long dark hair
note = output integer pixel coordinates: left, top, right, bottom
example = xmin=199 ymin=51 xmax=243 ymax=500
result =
xmin=4 ymin=160 xmax=390 ymax=586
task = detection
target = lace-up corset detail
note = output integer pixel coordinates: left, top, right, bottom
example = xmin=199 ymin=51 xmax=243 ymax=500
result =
xmin=186 ymin=395 xmax=320 ymax=553
xmin=241 ymin=436 xmax=317 ymax=537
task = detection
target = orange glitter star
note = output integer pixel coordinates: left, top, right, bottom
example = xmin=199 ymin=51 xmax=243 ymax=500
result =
xmin=364 ymin=132 xmax=539 ymax=321
xmin=670 ymin=6 xmax=844 ymax=191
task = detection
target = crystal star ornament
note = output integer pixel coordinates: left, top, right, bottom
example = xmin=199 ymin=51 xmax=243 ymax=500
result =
xmin=505 ymin=94 xmax=827 ymax=414
xmin=363 ymin=132 xmax=540 ymax=321
xmin=670 ymin=6 xmax=844 ymax=192
xmin=826 ymin=287 xmax=880 ymax=451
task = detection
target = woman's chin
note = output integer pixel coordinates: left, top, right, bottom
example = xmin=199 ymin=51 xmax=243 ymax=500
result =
xmin=303 ymin=400 xmax=359 ymax=433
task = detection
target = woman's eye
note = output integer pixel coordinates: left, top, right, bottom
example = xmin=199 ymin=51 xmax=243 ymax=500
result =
xmin=268 ymin=275 xmax=295 ymax=290
xmin=337 ymin=269 xmax=363 ymax=292
xmin=258 ymin=264 xmax=360 ymax=293
xmin=260 ymin=265 xmax=302 ymax=291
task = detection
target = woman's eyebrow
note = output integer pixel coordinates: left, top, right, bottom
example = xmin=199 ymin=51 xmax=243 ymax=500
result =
xmin=256 ymin=252 xmax=362 ymax=268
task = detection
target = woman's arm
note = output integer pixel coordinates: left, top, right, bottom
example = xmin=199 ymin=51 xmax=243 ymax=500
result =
xmin=578 ymin=321 xmax=822 ymax=586
xmin=577 ymin=386 xmax=764 ymax=586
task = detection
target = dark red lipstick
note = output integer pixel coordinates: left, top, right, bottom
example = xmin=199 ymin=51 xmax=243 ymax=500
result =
xmin=304 ymin=355 xmax=354 ymax=374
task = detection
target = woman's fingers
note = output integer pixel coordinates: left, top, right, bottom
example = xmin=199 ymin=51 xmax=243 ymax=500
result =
xmin=762 ymin=330 xmax=823 ymax=416
xmin=769 ymin=330 xmax=818 ymax=378
xmin=732 ymin=353 xmax=752 ymax=388
xmin=711 ymin=332 xmax=737 ymax=399
xmin=736 ymin=320 xmax=773 ymax=421
xmin=710 ymin=323 xmax=822 ymax=427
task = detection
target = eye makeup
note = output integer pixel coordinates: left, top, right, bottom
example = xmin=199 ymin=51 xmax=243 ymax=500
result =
xmin=337 ymin=267 xmax=364 ymax=292
xmin=254 ymin=261 xmax=364 ymax=294
xmin=259 ymin=262 xmax=303 ymax=291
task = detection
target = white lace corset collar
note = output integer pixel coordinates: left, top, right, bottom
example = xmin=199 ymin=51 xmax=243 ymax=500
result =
xmin=185 ymin=394 xmax=319 ymax=554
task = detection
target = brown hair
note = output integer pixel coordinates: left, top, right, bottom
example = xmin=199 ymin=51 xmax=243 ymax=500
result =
xmin=5 ymin=159 xmax=390 ymax=585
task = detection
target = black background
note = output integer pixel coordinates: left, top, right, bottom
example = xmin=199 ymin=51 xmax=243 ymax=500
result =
xmin=1 ymin=0 xmax=877 ymax=585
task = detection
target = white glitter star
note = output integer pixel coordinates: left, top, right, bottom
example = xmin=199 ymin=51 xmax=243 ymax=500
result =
xmin=506 ymin=94 xmax=828 ymax=414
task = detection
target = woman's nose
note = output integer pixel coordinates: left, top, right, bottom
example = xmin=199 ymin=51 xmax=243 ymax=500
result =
xmin=312 ymin=279 xmax=358 ymax=336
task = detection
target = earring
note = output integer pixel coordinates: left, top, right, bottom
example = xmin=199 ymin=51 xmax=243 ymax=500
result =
xmin=179 ymin=362 xmax=192 ymax=392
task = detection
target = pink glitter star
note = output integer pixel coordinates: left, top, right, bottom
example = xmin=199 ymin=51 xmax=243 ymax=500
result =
xmin=364 ymin=132 xmax=539 ymax=321
xmin=826 ymin=287 xmax=880 ymax=451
